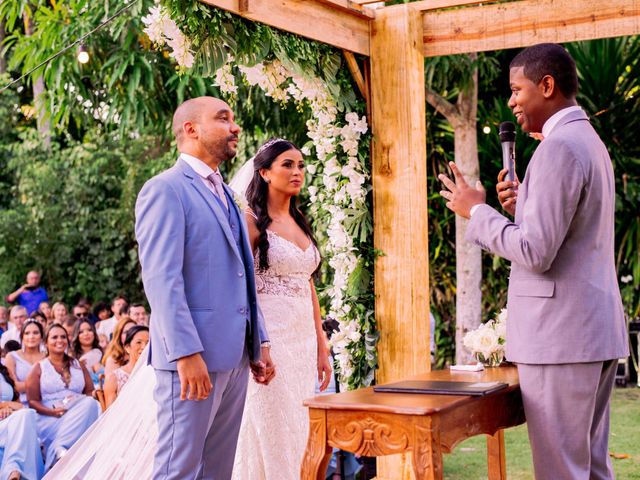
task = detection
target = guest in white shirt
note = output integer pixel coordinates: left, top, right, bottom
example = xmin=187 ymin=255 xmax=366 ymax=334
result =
xmin=95 ymin=295 xmax=129 ymax=341
xmin=0 ymin=306 xmax=27 ymax=349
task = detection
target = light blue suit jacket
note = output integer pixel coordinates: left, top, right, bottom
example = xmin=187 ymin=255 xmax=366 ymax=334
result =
xmin=135 ymin=158 xmax=267 ymax=372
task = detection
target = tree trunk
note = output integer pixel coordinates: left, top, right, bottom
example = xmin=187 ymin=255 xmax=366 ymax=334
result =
xmin=23 ymin=11 xmax=51 ymax=145
xmin=453 ymin=58 xmax=482 ymax=365
xmin=0 ymin=20 xmax=6 ymax=74
xmin=453 ymin=122 xmax=482 ymax=364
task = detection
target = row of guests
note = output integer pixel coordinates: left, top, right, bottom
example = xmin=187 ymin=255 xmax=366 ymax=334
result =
xmin=0 ymin=316 xmax=150 ymax=478
xmin=0 ymin=323 xmax=100 ymax=479
xmin=4 ymin=314 xmax=149 ymax=403
xmin=0 ymin=296 xmax=149 ymax=348
xmin=3 ymin=272 xmax=149 ymax=334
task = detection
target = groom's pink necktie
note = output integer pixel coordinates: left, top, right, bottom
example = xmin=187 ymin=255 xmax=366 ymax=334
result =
xmin=207 ymin=171 xmax=229 ymax=210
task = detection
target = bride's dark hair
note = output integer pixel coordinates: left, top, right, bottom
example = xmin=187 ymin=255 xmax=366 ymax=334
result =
xmin=246 ymin=139 xmax=319 ymax=272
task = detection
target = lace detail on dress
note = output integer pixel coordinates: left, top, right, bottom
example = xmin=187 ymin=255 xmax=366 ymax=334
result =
xmin=255 ymin=275 xmax=309 ymax=298
xmin=254 ymin=230 xmax=319 ymax=299
xmin=113 ymin=368 xmax=131 ymax=394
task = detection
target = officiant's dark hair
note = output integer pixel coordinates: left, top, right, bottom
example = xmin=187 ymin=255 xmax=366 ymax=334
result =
xmin=246 ymin=138 xmax=320 ymax=274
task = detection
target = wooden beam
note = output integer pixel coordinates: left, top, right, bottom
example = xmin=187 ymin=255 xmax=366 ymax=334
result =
xmin=342 ymin=51 xmax=369 ymax=110
xmin=387 ymin=0 xmax=498 ymax=11
xmin=423 ymin=0 xmax=640 ymax=57
xmin=370 ymin=5 xmax=430 ymax=478
xmin=198 ymin=0 xmax=371 ymax=55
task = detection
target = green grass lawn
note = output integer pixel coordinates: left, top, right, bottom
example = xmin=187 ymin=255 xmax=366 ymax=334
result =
xmin=443 ymin=387 xmax=640 ymax=479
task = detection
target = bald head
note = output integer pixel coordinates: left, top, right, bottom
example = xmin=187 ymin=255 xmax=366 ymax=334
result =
xmin=26 ymin=270 xmax=40 ymax=287
xmin=172 ymin=96 xmax=241 ymax=169
xmin=173 ymin=97 xmax=227 ymax=145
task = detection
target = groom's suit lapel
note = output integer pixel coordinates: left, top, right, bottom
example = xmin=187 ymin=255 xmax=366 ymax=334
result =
xmin=178 ymin=160 xmax=243 ymax=264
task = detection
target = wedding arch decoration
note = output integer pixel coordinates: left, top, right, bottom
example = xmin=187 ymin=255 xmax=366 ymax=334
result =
xmin=141 ymin=1 xmax=377 ymax=390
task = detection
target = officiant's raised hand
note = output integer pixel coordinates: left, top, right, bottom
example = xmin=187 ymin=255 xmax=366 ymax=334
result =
xmin=177 ymin=353 xmax=213 ymax=401
xmin=438 ymin=162 xmax=486 ymax=219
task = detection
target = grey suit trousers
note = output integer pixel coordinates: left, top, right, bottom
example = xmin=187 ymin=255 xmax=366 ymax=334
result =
xmin=152 ymin=350 xmax=250 ymax=480
xmin=517 ymin=360 xmax=617 ymax=480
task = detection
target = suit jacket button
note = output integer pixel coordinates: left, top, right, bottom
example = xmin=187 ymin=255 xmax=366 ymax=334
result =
xmin=238 ymin=272 xmax=244 ymax=277
xmin=238 ymin=307 xmax=245 ymax=314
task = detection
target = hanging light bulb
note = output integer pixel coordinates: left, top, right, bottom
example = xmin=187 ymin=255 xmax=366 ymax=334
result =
xmin=77 ymin=45 xmax=90 ymax=64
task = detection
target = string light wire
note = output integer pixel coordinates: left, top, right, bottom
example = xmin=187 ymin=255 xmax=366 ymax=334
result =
xmin=0 ymin=0 xmax=140 ymax=93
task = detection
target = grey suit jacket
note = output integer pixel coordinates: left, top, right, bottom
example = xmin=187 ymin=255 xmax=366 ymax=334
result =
xmin=135 ymin=159 xmax=267 ymax=372
xmin=466 ymin=109 xmax=628 ymax=364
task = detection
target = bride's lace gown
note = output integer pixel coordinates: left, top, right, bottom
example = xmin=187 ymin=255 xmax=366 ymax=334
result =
xmin=233 ymin=229 xmax=320 ymax=479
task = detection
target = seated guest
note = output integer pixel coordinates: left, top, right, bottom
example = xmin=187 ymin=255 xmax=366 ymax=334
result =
xmin=97 ymin=334 xmax=109 ymax=351
xmin=103 ymin=325 xmax=149 ymax=408
xmin=102 ymin=317 xmax=136 ymax=377
xmin=5 ymin=320 xmax=45 ymax=405
xmin=5 ymin=270 xmax=49 ymax=315
xmin=92 ymin=302 xmax=111 ymax=326
xmin=1 ymin=341 xmax=20 ymax=361
xmin=38 ymin=302 xmax=52 ymax=325
xmin=71 ymin=319 xmax=103 ymax=385
xmin=26 ymin=324 xmax=100 ymax=471
xmin=96 ymin=295 xmax=128 ymax=341
xmin=0 ymin=306 xmax=27 ymax=349
xmin=61 ymin=315 xmax=77 ymax=341
xmin=50 ymin=302 xmax=67 ymax=325
xmin=0 ymin=362 xmax=44 ymax=480
xmin=129 ymin=303 xmax=149 ymax=326
xmin=29 ymin=310 xmax=47 ymax=327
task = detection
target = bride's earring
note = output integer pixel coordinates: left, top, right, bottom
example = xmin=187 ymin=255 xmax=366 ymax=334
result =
xmin=264 ymin=177 xmax=271 ymax=184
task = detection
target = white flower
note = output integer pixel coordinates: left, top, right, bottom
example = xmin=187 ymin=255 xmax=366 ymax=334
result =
xmin=621 ymin=275 xmax=633 ymax=284
xmin=214 ymin=64 xmax=238 ymax=94
xmin=475 ymin=327 xmax=500 ymax=358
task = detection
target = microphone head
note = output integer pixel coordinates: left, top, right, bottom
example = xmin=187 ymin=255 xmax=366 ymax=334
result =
xmin=499 ymin=121 xmax=516 ymax=142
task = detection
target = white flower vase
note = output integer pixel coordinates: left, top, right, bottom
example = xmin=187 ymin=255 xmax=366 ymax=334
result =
xmin=475 ymin=350 xmax=505 ymax=367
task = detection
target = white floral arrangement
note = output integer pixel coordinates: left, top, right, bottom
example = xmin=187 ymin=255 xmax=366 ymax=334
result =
xmin=463 ymin=309 xmax=507 ymax=367
xmin=142 ymin=4 xmax=372 ymax=389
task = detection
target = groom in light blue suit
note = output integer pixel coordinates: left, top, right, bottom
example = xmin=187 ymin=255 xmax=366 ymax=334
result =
xmin=135 ymin=96 xmax=275 ymax=479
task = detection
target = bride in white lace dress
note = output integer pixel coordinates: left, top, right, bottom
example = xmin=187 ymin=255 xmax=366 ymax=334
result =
xmin=232 ymin=138 xmax=331 ymax=479
xmin=44 ymin=138 xmax=331 ymax=480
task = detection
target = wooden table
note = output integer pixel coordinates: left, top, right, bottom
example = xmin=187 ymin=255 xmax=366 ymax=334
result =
xmin=301 ymin=366 xmax=525 ymax=479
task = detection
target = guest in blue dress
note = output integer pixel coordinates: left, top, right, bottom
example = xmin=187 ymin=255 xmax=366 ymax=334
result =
xmin=0 ymin=361 xmax=44 ymax=479
xmin=5 ymin=320 xmax=45 ymax=405
xmin=26 ymin=324 xmax=100 ymax=471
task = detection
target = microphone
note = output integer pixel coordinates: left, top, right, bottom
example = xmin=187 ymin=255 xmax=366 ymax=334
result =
xmin=499 ymin=121 xmax=516 ymax=182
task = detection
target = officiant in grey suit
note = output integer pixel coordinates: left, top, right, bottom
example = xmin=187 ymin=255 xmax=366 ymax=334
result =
xmin=439 ymin=43 xmax=628 ymax=479
xmin=136 ymin=96 xmax=275 ymax=479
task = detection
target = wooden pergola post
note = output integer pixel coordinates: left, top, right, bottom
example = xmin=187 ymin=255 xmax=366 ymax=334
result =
xmin=370 ymin=5 xmax=430 ymax=478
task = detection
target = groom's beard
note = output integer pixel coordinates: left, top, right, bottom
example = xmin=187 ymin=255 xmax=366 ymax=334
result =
xmin=205 ymin=135 xmax=238 ymax=163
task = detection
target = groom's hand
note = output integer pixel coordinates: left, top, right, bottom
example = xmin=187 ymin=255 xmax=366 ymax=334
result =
xmin=250 ymin=347 xmax=276 ymax=385
xmin=177 ymin=353 xmax=212 ymax=401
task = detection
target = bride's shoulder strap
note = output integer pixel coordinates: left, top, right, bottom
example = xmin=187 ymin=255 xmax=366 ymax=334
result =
xmin=244 ymin=208 xmax=258 ymax=220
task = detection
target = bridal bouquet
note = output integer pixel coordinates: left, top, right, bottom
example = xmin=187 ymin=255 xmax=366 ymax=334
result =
xmin=463 ymin=309 xmax=507 ymax=367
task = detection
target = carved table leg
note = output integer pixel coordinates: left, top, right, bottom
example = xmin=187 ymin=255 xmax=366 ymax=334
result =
xmin=487 ymin=429 xmax=507 ymax=479
xmin=412 ymin=417 xmax=443 ymax=479
xmin=301 ymin=408 xmax=332 ymax=480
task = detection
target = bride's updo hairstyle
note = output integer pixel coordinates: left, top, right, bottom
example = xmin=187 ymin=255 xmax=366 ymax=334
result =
xmin=246 ymin=138 xmax=320 ymax=272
